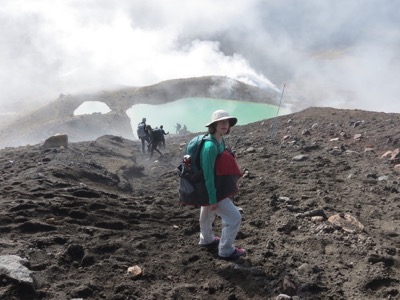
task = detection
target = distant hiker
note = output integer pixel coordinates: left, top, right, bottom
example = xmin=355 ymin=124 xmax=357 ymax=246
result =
xmin=146 ymin=125 xmax=163 ymax=158
xmin=181 ymin=124 xmax=188 ymax=135
xmin=137 ymin=118 xmax=150 ymax=153
xmin=160 ymin=125 xmax=169 ymax=149
xmin=175 ymin=123 xmax=182 ymax=134
xmin=197 ymin=110 xmax=245 ymax=260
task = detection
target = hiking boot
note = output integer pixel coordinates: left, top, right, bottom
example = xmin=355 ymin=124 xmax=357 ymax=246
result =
xmin=199 ymin=237 xmax=220 ymax=249
xmin=219 ymin=248 xmax=246 ymax=260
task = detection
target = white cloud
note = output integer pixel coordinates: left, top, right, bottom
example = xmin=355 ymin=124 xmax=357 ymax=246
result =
xmin=0 ymin=0 xmax=399 ymax=113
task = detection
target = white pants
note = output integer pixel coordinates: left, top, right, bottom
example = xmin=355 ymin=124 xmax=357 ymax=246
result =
xmin=199 ymin=197 xmax=242 ymax=257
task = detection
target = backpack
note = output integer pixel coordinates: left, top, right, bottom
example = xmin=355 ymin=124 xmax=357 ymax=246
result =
xmin=137 ymin=122 xmax=146 ymax=138
xmin=177 ymin=134 xmax=216 ymax=206
xmin=152 ymin=128 xmax=163 ymax=142
xmin=177 ymin=134 xmax=242 ymax=206
xmin=186 ymin=134 xmax=214 ymax=173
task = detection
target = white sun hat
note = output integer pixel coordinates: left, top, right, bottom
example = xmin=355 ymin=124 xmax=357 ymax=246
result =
xmin=205 ymin=110 xmax=238 ymax=127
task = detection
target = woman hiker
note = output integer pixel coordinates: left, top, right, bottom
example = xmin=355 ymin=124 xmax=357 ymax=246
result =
xmin=198 ymin=110 xmax=246 ymax=260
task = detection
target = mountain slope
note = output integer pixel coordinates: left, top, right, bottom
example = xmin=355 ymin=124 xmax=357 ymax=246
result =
xmin=0 ymin=107 xmax=399 ymax=299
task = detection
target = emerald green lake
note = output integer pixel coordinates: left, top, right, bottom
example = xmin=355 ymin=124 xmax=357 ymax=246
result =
xmin=74 ymin=97 xmax=283 ymax=136
xmin=126 ymin=97 xmax=282 ymax=135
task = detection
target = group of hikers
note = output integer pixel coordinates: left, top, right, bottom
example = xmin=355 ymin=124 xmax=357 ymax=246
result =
xmin=136 ymin=118 xmax=169 ymax=158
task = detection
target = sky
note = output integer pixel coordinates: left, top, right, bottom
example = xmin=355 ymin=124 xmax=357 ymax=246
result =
xmin=1 ymin=0 xmax=400 ymax=115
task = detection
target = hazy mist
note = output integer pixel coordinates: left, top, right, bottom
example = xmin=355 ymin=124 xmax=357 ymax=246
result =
xmin=1 ymin=0 xmax=399 ymax=115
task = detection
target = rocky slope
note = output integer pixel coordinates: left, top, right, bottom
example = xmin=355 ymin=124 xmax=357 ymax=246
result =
xmin=0 ymin=107 xmax=399 ymax=300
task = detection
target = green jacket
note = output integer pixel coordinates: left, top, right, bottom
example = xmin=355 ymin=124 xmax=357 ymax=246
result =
xmin=200 ymin=134 xmax=225 ymax=204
